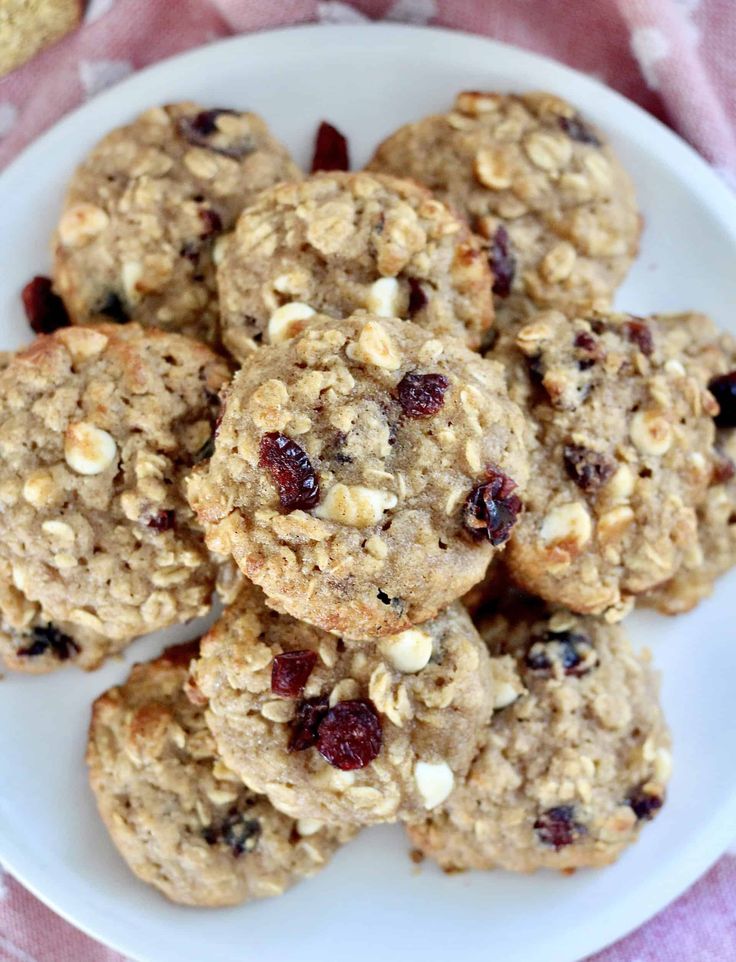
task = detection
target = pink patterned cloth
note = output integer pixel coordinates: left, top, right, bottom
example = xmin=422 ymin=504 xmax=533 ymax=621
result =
xmin=1 ymin=2 xmax=735 ymax=961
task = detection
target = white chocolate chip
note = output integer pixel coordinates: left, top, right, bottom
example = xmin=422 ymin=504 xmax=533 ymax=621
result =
xmin=346 ymin=320 xmax=401 ymax=371
xmin=268 ymin=302 xmax=315 ymax=343
xmin=379 ymin=629 xmax=433 ymax=673
xmin=64 ymin=422 xmax=117 ymax=475
xmin=540 ymin=502 xmax=592 ymax=551
xmin=605 ymin=463 xmax=635 ymax=502
xmin=689 ymin=451 xmax=706 ymax=472
xmin=212 ymin=234 xmax=229 ymax=266
xmin=630 ymin=410 xmax=672 ymax=456
xmin=366 ymin=277 xmax=401 ymax=317
xmin=296 ymin=818 xmax=324 ymax=837
xmin=58 ymin=203 xmax=109 ymax=247
xmin=315 ymin=483 xmax=397 ymax=527
xmin=493 ymin=681 xmax=521 ymax=710
xmin=414 ymin=760 xmax=455 ymax=810
xmin=41 ymin=520 xmax=75 ymax=545
xmin=22 ymin=470 xmax=58 ymax=508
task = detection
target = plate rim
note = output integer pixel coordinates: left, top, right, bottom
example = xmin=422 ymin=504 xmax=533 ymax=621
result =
xmin=1 ymin=21 xmax=735 ymax=962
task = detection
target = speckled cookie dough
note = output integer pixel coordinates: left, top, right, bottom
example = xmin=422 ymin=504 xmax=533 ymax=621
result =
xmin=189 ymin=580 xmax=494 ymax=825
xmin=408 ymin=603 xmax=671 ymax=873
xmin=368 ymin=91 xmax=640 ymax=330
xmin=87 ymin=641 xmax=354 ymax=906
xmin=53 ymin=103 xmax=301 ymax=344
xmin=217 ymin=171 xmax=493 ymax=361
xmin=0 ymin=324 xmax=229 ymax=673
xmin=644 ymin=313 xmax=736 ymax=614
xmin=186 ymin=312 xmax=529 ymax=638
xmin=496 ymin=310 xmax=717 ymax=618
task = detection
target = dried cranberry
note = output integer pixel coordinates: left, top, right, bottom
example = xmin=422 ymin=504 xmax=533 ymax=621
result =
xmin=713 ymin=452 xmax=736 ymax=485
xmin=177 ymin=109 xmax=254 ymax=159
xmin=288 ymin=695 xmax=329 ymax=752
xmin=95 ymin=291 xmax=129 ymax=324
xmin=627 ymin=785 xmax=664 ymax=821
xmin=162 ymin=639 xmax=200 ymax=667
xmin=271 ymin=650 xmax=317 ymax=698
xmin=623 ymin=319 xmax=654 ymax=357
xmin=317 ymin=699 xmax=382 ymax=771
xmin=396 ymin=372 xmax=450 ymax=419
xmin=181 ymin=241 xmax=201 ymax=264
xmin=198 ymin=208 xmax=223 ymax=238
xmin=17 ymin=623 xmax=79 ymax=661
xmin=563 ymin=444 xmax=615 ymax=491
xmin=534 ymin=806 xmax=586 ymax=849
xmin=574 ymin=332 xmax=597 ymax=352
xmin=21 ymin=276 xmax=70 ymax=334
xmin=407 ymin=277 xmax=428 ymax=317
xmin=708 ymin=371 xmax=736 ymax=428
xmin=146 ymin=509 xmax=175 ymax=533
xmin=223 ymin=814 xmax=261 ymax=856
xmin=463 ymin=467 xmax=522 ymax=545
xmin=185 ymin=109 xmax=233 ymax=136
xmin=558 ymin=115 xmax=601 ymax=147
xmin=573 ymin=330 xmax=602 ymax=369
xmin=259 ymin=432 xmax=320 ymax=511
xmin=203 ymin=813 xmax=261 ymax=856
xmin=524 ymin=630 xmax=595 ymax=678
xmin=311 ymin=121 xmax=349 ymax=173
xmin=490 ymin=226 xmax=516 ymax=298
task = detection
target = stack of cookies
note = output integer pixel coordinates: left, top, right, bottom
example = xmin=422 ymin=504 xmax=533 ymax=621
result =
xmin=1 ymin=92 xmax=733 ymax=905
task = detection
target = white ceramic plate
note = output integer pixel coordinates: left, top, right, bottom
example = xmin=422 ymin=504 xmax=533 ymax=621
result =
xmin=1 ymin=23 xmax=735 ymax=962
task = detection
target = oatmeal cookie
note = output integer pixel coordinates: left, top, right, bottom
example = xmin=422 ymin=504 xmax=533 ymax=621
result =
xmin=368 ymin=91 xmax=640 ymax=329
xmin=186 ymin=312 xmax=529 ymax=638
xmin=408 ymin=604 xmax=670 ymax=872
xmin=497 ymin=310 xmax=717 ymax=618
xmin=87 ymin=641 xmax=354 ymax=906
xmin=0 ymin=324 xmax=228 ymax=673
xmin=218 ymin=171 xmax=493 ymax=360
xmin=644 ymin=313 xmax=736 ymax=613
xmin=0 ymin=0 xmax=82 ymax=78
xmin=191 ymin=580 xmax=494 ymax=825
xmin=53 ymin=103 xmax=300 ymax=344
